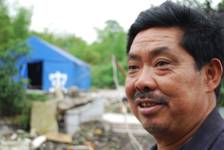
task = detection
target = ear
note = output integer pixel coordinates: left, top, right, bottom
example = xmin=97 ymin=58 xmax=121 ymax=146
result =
xmin=204 ymin=58 xmax=223 ymax=92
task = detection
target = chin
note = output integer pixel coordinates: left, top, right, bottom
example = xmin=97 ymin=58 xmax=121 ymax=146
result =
xmin=143 ymin=121 xmax=167 ymax=135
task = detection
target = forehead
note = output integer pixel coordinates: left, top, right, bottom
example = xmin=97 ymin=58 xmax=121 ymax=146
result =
xmin=130 ymin=27 xmax=184 ymax=53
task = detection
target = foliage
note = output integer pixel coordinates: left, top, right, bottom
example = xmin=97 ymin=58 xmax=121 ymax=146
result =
xmin=176 ymin=0 xmax=203 ymax=9
xmin=0 ymin=53 xmax=26 ymax=116
xmin=92 ymin=63 xmax=114 ymax=88
xmin=0 ymin=0 xmax=31 ymax=117
xmin=89 ymin=20 xmax=127 ymax=87
xmin=92 ymin=20 xmax=127 ymax=63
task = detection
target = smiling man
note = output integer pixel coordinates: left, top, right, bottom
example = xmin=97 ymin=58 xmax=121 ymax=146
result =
xmin=125 ymin=1 xmax=224 ymax=150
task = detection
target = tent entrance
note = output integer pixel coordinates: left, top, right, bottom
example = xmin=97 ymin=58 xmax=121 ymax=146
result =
xmin=27 ymin=61 xmax=43 ymax=89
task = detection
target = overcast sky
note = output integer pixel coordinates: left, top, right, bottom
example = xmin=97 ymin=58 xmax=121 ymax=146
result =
xmin=11 ymin=0 xmax=221 ymax=43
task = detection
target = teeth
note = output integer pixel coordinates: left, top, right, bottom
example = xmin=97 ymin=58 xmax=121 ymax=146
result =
xmin=140 ymin=101 xmax=156 ymax=108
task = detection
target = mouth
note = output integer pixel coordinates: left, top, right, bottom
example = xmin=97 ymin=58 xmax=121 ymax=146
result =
xmin=136 ymin=97 xmax=167 ymax=107
xmin=135 ymin=98 xmax=167 ymax=115
xmin=139 ymin=101 xmax=158 ymax=108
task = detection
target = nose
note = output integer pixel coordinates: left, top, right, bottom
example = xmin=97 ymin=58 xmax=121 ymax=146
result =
xmin=134 ymin=66 xmax=156 ymax=92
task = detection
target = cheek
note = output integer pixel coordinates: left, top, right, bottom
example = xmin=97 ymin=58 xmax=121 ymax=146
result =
xmin=125 ymin=77 xmax=136 ymax=99
xmin=157 ymin=71 xmax=199 ymax=97
xmin=157 ymin=72 xmax=204 ymax=111
xmin=125 ymin=77 xmax=139 ymax=116
xmin=128 ymin=100 xmax=138 ymax=116
xmin=156 ymin=76 xmax=183 ymax=98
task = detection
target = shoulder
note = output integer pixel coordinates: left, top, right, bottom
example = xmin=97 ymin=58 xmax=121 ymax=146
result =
xmin=210 ymin=130 xmax=224 ymax=150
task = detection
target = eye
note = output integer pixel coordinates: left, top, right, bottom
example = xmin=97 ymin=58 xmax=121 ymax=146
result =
xmin=128 ymin=65 xmax=139 ymax=73
xmin=155 ymin=60 xmax=170 ymax=67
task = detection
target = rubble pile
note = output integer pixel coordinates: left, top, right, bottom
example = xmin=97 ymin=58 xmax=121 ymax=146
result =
xmin=0 ymin=128 xmax=31 ymax=150
xmin=72 ymin=120 xmax=154 ymax=150
xmin=0 ymin=88 xmax=155 ymax=150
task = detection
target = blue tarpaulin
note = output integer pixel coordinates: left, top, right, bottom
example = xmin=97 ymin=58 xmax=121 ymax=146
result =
xmin=17 ymin=36 xmax=91 ymax=92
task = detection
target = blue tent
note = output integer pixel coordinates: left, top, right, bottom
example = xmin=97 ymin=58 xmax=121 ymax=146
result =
xmin=18 ymin=36 xmax=91 ymax=92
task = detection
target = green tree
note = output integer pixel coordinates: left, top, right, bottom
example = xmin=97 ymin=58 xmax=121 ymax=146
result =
xmin=90 ymin=20 xmax=127 ymax=88
xmin=0 ymin=0 xmax=31 ymax=116
xmin=91 ymin=20 xmax=127 ymax=63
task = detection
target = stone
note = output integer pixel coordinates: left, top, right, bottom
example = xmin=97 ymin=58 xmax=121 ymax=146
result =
xmin=67 ymin=86 xmax=79 ymax=97
xmin=31 ymin=135 xmax=47 ymax=149
xmin=0 ymin=140 xmax=31 ymax=150
xmin=0 ymin=126 xmax=13 ymax=136
xmin=69 ymin=145 xmax=92 ymax=150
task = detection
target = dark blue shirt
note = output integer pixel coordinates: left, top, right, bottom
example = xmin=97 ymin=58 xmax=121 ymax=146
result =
xmin=151 ymin=109 xmax=224 ymax=150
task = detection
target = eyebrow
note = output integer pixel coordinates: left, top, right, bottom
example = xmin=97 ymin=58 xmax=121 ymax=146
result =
xmin=149 ymin=46 xmax=170 ymax=59
xmin=128 ymin=53 xmax=141 ymax=61
xmin=128 ymin=46 xmax=170 ymax=61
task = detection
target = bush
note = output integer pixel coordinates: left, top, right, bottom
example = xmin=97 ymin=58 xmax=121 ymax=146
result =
xmin=0 ymin=53 xmax=26 ymax=116
xmin=91 ymin=58 xmax=126 ymax=88
xmin=0 ymin=0 xmax=31 ymax=117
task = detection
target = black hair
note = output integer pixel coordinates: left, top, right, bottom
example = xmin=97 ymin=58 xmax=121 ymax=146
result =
xmin=127 ymin=1 xmax=224 ymax=99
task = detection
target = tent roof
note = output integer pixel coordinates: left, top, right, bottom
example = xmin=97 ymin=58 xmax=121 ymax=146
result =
xmin=28 ymin=36 xmax=90 ymax=67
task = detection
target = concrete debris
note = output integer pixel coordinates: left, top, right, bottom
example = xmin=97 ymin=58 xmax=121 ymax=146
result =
xmin=0 ymin=139 xmax=31 ymax=150
xmin=31 ymin=135 xmax=47 ymax=149
xmin=102 ymin=113 xmax=148 ymax=135
xmin=57 ymin=96 xmax=93 ymax=112
xmin=72 ymin=120 xmax=154 ymax=150
xmin=53 ymin=86 xmax=64 ymax=101
xmin=45 ymin=132 xmax=72 ymax=144
xmin=10 ymin=133 xmax=17 ymax=140
xmin=65 ymin=98 xmax=104 ymax=135
xmin=31 ymin=100 xmax=58 ymax=135
xmin=68 ymin=145 xmax=93 ymax=150
xmin=89 ymin=88 xmax=125 ymax=104
xmin=0 ymin=129 xmax=30 ymax=141
xmin=0 ymin=128 xmax=31 ymax=150
xmin=0 ymin=126 xmax=13 ymax=136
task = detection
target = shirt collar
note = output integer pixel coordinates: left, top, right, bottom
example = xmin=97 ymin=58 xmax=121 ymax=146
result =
xmin=181 ymin=108 xmax=224 ymax=150
xmin=150 ymin=108 xmax=224 ymax=150
xmin=150 ymin=144 xmax=157 ymax=150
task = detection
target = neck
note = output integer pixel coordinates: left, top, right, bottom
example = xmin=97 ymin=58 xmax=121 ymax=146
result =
xmin=156 ymin=123 xmax=200 ymax=150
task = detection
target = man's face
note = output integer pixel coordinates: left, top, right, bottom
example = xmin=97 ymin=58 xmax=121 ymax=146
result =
xmin=125 ymin=27 xmax=211 ymax=136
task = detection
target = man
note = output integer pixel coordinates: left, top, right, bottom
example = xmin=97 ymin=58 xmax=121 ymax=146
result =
xmin=125 ymin=1 xmax=224 ymax=150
